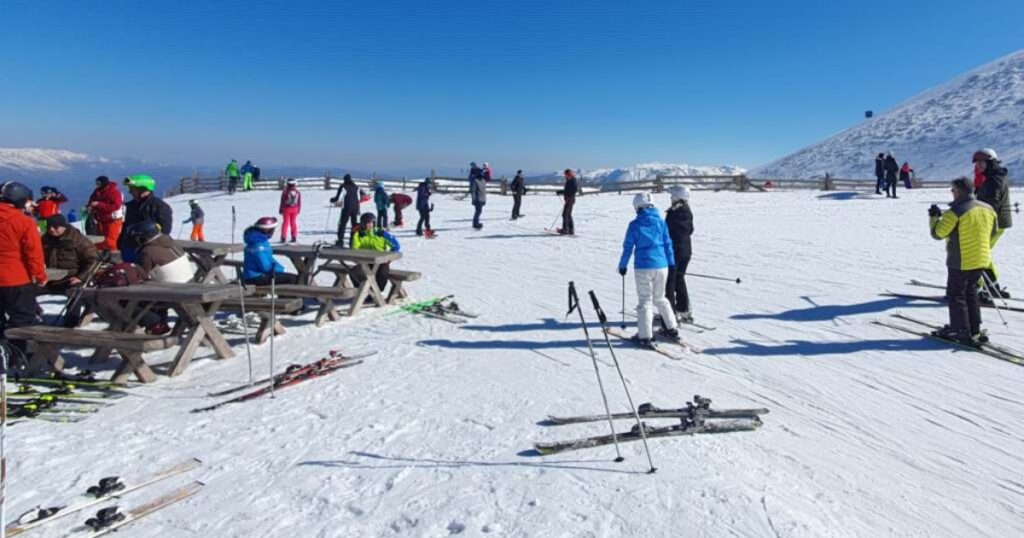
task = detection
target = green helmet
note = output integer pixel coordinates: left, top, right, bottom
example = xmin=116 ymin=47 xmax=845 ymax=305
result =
xmin=124 ymin=174 xmax=156 ymax=191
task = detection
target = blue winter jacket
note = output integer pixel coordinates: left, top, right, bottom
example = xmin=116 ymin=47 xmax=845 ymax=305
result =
xmin=416 ymin=182 xmax=432 ymax=211
xmin=617 ymin=207 xmax=675 ymax=270
xmin=243 ymin=227 xmax=286 ymax=280
xmin=374 ymin=186 xmax=390 ymax=212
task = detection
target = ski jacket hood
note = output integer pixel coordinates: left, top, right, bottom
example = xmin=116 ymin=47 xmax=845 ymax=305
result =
xmin=618 ymin=206 xmax=674 ymax=271
xmin=243 ymin=227 xmax=286 ymax=281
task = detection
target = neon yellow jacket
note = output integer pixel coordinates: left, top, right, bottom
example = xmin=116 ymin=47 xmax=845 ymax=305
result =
xmin=930 ymin=196 xmax=997 ymax=271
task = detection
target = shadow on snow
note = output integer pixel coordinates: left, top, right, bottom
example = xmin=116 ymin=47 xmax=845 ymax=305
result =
xmin=730 ymin=297 xmax=932 ymax=322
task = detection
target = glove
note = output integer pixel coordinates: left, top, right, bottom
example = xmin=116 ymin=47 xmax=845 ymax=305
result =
xmin=618 ymin=267 xmax=627 ymax=276
xmin=182 ymin=219 xmax=189 ymax=224
xmin=329 ymin=197 xmax=338 ymax=204
xmin=928 ymin=204 xmax=941 ymax=218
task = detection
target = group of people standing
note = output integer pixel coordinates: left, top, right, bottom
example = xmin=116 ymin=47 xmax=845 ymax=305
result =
xmin=225 ymin=159 xmax=261 ymax=195
xmin=874 ymin=152 xmax=914 ymax=197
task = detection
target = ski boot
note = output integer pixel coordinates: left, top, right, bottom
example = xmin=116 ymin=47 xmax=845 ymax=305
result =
xmin=85 ymin=506 xmax=125 ymax=531
xmin=932 ymin=325 xmax=973 ymax=346
xmin=629 ymin=334 xmax=657 ymax=350
xmin=87 ymin=477 xmax=126 ymax=497
xmin=675 ymin=311 xmax=694 ymax=324
xmin=657 ymin=327 xmax=681 ymax=342
xmin=987 ymin=282 xmax=1011 ymax=299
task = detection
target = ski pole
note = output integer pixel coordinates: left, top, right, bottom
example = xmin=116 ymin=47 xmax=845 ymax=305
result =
xmin=269 ymin=271 xmax=277 ymax=399
xmin=1 ymin=342 xmax=9 ymax=538
xmin=567 ymin=281 xmax=623 ymax=462
xmin=547 ymin=208 xmax=561 ymax=231
xmin=324 ymin=203 xmax=334 ymax=245
xmin=235 ymin=267 xmax=255 ymax=385
xmin=231 ymin=206 xmax=237 ymax=248
xmin=688 ymin=272 xmax=742 ymax=284
xmin=981 ymin=272 xmax=1010 ymax=326
xmin=588 ymin=290 xmax=657 ymax=474
xmin=620 ymin=274 xmax=627 ymax=330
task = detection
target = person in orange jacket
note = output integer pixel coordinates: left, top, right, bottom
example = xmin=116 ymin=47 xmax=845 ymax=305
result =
xmin=34 ymin=186 xmax=68 ymax=231
xmin=87 ymin=176 xmax=124 ymax=251
xmin=0 ymin=181 xmax=48 ymax=358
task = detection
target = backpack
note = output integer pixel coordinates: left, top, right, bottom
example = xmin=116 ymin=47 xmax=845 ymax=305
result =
xmin=94 ymin=262 xmax=150 ymax=288
xmin=283 ymin=189 xmax=300 ymax=207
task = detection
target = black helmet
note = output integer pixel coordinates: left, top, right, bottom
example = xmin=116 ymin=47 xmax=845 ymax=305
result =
xmin=40 ymin=185 xmax=57 ymax=195
xmin=360 ymin=212 xmax=376 ymax=226
xmin=126 ymin=220 xmax=161 ymax=240
xmin=95 ymin=175 xmax=110 ymax=187
xmin=0 ymin=181 xmax=33 ymax=209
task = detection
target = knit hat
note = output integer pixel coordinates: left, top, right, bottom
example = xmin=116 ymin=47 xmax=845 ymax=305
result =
xmin=46 ymin=214 xmax=69 ymax=229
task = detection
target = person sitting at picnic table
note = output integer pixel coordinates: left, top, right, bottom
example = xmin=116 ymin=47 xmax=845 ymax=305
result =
xmin=129 ymin=220 xmax=194 ymax=284
xmin=42 ymin=213 xmax=99 ymax=295
xmin=351 ymin=212 xmax=400 ymax=293
xmin=242 ymin=216 xmax=300 ymax=286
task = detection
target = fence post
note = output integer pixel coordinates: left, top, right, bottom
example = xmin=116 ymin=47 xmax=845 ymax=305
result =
xmin=277 ymin=176 xmax=285 ymax=190
xmin=500 ymin=177 xmax=508 ymax=195
xmin=324 ymin=173 xmax=331 ymax=190
xmin=823 ymin=173 xmax=834 ymax=191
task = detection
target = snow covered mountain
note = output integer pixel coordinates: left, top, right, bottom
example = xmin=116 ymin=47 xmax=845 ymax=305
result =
xmin=0 ymin=147 xmax=100 ymax=172
xmin=751 ymin=49 xmax=1024 ymax=180
xmin=529 ymin=162 xmax=746 ymax=183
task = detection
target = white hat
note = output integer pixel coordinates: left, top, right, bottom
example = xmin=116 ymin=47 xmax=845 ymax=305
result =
xmin=286 ymin=177 xmax=297 ymax=185
xmin=632 ymin=192 xmax=653 ymax=212
xmin=974 ymin=148 xmax=998 ymax=161
xmin=668 ymin=186 xmax=690 ymax=202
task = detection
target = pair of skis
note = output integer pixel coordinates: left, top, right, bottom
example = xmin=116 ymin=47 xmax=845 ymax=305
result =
xmin=906 ymin=279 xmax=1022 ymax=304
xmin=873 ymin=312 xmax=1024 ymax=366
xmin=535 ymin=395 xmax=766 ymax=455
xmin=5 ymin=458 xmax=202 ymax=536
xmin=415 ymin=300 xmax=479 ymax=324
xmin=883 ymin=291 xmax=1024 ymax=313
xmin=603 ymin=327 xmax=702 ymax=360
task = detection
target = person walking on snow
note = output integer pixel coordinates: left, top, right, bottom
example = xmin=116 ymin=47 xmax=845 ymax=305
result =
xmin=928 ymin=177 xmax=998 ymax=344
xmin=415 ymin=178 xmax=434 ymax=237
xmin=556 ymin=169 xmax=578 ymax=235
xmin=351 ymin=212 xmax=400 ymax=293
xmin=510 ymin=170 xmax=526 ymax=220
xmin=390 ymin=192 xmax=412 ymax=227
xmin=242 ymin=217 xmax=300 ymax=286
xmin=874 ymin=153 xmax=885 ymax=195
xmin=470 ymin=171 xmax=487 ymax=229
xmin=972 ymin=148 xmax=1013 ymax=301
xmin=330 ymin=173 xmax=360 ymax=247
xmin=899 ymin=162 xmax=914 ymax=189
xmin=183 ymin=199 xmax=205 ymax=241
xmin=87 ymin=176 xmax=124 ymax=251
xmin=883 ymin=152 xmax=899 ymax=198
xmin=241 ymin=160 xmax=255 ymax=191
xmin=0 ymin=181 xmax=48 ymax=358
xmin=617 ymin=192 xmax=680 ymax=348
xmin=225 ymin=159 xmax=240 ymax=195
xmin=373 ymin=182 xmax=391 ymax=229
xmin=278 ymin=178 xmax=302 ymax=243
xmin=664 ymin=186 xmax=694 ymax=323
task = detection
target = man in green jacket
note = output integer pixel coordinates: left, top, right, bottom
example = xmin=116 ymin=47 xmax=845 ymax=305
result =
xmin=225 ymin=159 xmax=240 ymax=195
xmin=351 ymin=212 xmax=400 ymax=294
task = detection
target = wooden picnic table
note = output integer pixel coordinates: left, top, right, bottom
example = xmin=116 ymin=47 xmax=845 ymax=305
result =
xmin=271 ymin=243 xmax=402 ymax=317
xmin=176 ymin=240 xmax=244 ymax=283
xmin=79 ymin=282 xmax=242 ymax=382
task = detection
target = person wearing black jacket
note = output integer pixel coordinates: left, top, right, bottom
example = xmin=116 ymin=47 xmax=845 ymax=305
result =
xmin=664 ymin=186 xmax=694 ymax=322
xmin=874 ymin=153 xmax=885 ymax=194
xmin=510 ymin=170 xmax=526 ymax=220
xmin=883 ymin=153 xmax=899 ymax=198
xmin=556 ymin=169 xmax=578 ymax=235
xmin=415 ymin=178 xmax=433 ymax=236
xmin=973 ymin=148 xmax=1013 ymax=299
xmin=330 ymin=173 xmax=361 ymax=247
xmin=118 ymin=175 xmax=173 ymax=263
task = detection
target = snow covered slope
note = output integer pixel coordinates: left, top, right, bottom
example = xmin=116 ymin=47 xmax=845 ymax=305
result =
xmin=0 ymin=147 xmax=98 ymax=172
xmin=11 ymin=186 xmax=1024 ymax=537
xmin=529 ymin=162 xmax=746 ymax=184
xmin=751 ymin=50 xmax=1024 ymax=180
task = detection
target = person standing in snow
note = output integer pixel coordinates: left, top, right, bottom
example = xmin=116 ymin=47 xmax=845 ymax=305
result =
xmin=470 ymin=171 xmax=487 ymax=229
xmin=483 ymin=162 xmax=493 ymax=181
xmin=510 ymin=170 xmax=526 ymax=220
xmin=883 ymin=152 xmax=899 ymax=198
xmin=0 ymin=181 xmax=48 ymax=357
xmin=34 ymin=186 xmax=68 ymax=231
xmin=242 ymin=217 xmax=300 ymax=286
xmin=617 ymin=192 xmax=680 ymax=347
xmin=241 ymin=160 xmax=255 ymax=191
xmin=928 ymin=177 xmax=998 ymax=344
xmin=556 ymin=169 xmax=578 ymax=235
xmin=390 ymin=192 xmax=412 ymax=227
xmin=183 ymin=199 xmax=205 ymax=241
xmin=118 ymin=175 xmax=173 ymax=263
xmin=351 ymin=212 xmax=400 ymax=293
xmin=972 ymin=148 xmax=1013 ymax=301
xmin=468 ymin=162 xmax=483 ymax=185
xmin=87 ymin=176 xmax=124 ymax=251
xmin=330 ymin=173 xmax=360 ymax=247
xmin=874 ymin=153 xmax=885 ymax=195
xmin=415 ymin=178 xmax=433 ymax=237
xmin=664 ymin=186 xmax=694 ymax=323
xmin=373 ymin=182 xmax=391 ymax=229
xmin=278 ymin=178 xmax=302 ymax=243
xmin=225 ymin=159 xmax=240 ymax=195
xmin=899 ymin=162 xmax=914 ymax=189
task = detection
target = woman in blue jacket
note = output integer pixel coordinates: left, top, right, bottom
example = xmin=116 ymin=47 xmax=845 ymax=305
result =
xmin=242 ymin=217 xmax=299 ymax=286
xmin=617 ymin=193 xmax=679 ymax=347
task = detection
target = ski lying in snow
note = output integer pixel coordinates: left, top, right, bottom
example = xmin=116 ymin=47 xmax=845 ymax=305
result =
xmin=545 ymin=398 xmax=769 ymax=425
xmin=534 ymin=417 xmax=763 ymax=455
xmin=193 ymin=358 xmax=363 ymax=412
xmin=907 ymin=279 xmax=1023 ymax=303
xmin=882 ymin=292 xmax=1024 ymax=313
xmin=654 ymin=330 xmax=704 ymax=354
xmin=392 ymin=295 xmax=455 ymax=316
xmin=5 ymin=458 xmax=202 ymax=536
xmin=5 ymin=384 xmax=128 ymax=400
xmin=543 ymin=228 xmax=577 ymax=237
xmin=602 ymin=327 xmax=689 ymax=360
xmin=628 ymin=312 xmax=716 ymax=333
xmin=206 ymin=351 xmax=376 ymax=397
xmin=889 ymin=313 xmax=1024 ymax=365
xmin=872 ymin=318 xmax=1024 ymax=366
xmin=81 ymin=480 xmax=204 ymax=537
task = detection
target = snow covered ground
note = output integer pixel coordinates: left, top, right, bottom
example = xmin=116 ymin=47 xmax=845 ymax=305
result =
xmin=10 ymin=185 xmax=1024 ymax=537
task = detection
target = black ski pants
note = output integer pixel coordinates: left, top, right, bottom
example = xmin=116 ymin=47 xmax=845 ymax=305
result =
xmin=337 ymin=207 xmax=359 ymax=247
xmin=946 ymin=268 xmax=983 ymax=335
xmin=875 ymin=172 xmax=884 ymax=194
xmin=666 ymin=256 xmax=691 ymax=313
xmin=562 ymin=197 xmax=575 ymax=234
xmin=350 ymin=262 xmax=390 ymax=295
xmin=472 ymin=203 xmax=484 ymax=228
xmin=885 ymin=173 xmax=898 ymax=197
xmin=1 ymin=284 xmax=42 ymax=356
xmin=511 ymin=194 xmax=523 ymax=219
xmin=377 ymin=209 xmax=388 ymax=229
xmin=228 ymin=177 xmax=238 ymax=194
xmin=416 ymin=208 xmax=431 ymax=234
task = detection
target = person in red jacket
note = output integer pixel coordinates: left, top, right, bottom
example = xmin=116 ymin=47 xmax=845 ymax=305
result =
xmin=34 ymin=186 xmax=68 ymax=230
xmin=0 ymin=182 xmax=48 ymax=358
xmin=278 ymin=178 xmax=302 ymax=243
xmin=390 ymin=192 xmax=412 ymax=227
xmin=87 ymin=176 xmax=124 ymax=251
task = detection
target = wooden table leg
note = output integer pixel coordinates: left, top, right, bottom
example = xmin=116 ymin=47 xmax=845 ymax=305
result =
xmin=111 ymin=349 xmax=156 ymax=384
xmin=346 ymin=261 xmax=386 ymax=316
xmin=27 ymin=343 xmax=63 ymax=375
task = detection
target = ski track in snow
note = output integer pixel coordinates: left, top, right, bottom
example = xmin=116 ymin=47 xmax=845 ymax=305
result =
xmin=10 ymin=187 xmax=1024 ymax=537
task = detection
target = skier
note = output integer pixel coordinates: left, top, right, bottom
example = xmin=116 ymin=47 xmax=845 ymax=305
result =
xmin=972 ymin=148 xmax=1013 ymax=300
xmin=241 ymin=160 xmax=255 ymax=191
xmin=182 ymin=199 xmax=205 ymax=241
xmin=34 ymin=186 xmax=68 ymax=231
xmin=118 ymin=175 xmax=173 ymax=264
xmin=225 ymin=159 xmax=240 ymax=195
xmin=278 ymin=178 xmax=302 ymax=243
xmin=390 ymin=192 xmax=412 ymax=227
xmin=617 ymin=192 xmax=679 ymax=347
xmin=242 ymin=217 xmax=300 ymax=286
xmin=470 ymin=170 xmax=487 ymax=229
xmin=87 ymin=175 xmax=124 ymax=251
xmin=330 ymin=173 xmax=360 ymax=247
xmin=351 ymin=212 xmax=400 ymax=292
xmin=510 ymin=170 xmax=526 ymax=220
xmin=927 ymin=177 xmax=998 ymax=343
xmin=0 ymin=181 xmax=47 ymax=357
xmin=42 ymin=214 xmax=99 ymax=295
xmin=883 ymin=152 xmax=899 ymax=198
xmin=874 ymin=153 xmax=885 ymax=194
xmin=373 ymin=182 xmax=391 ymax=229
xmin=664 ymin=186 xmax=694 ymax=323
xmin=557 ymin=169 xmax=578 ymax=235
xmin=415 ymin=177 xmax=434 ymax=237
xmin=899 ymin=162 xmax=914 ymax=189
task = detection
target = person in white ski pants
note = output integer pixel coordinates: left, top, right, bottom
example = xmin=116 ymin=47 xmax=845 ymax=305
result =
xmin=618 ymin=192 xmax=679 ymax=344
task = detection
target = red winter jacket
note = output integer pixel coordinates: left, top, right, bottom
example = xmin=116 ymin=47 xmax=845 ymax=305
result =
xmin=0 ymin=203 xmax=48 ymax=286
xmin=88 ymin=183 xmax=124 ymax=223
xmin=35 ymin=193 xmax=68 ymax=219
xmin=279 ymin=187 xmax=302 ymax=214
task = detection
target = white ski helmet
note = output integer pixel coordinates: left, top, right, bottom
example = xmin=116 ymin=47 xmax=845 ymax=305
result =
xmin=632 ymin=192 xmax=653 ymax=212
xmin=668 ymin=186 xmax=690 ymax=202
xmin=973 ymin=148 xmax=998 ymax=162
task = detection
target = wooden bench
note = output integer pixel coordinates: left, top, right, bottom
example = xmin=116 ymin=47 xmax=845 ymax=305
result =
xmin=315 ymin=264 xmax=420 ymax=302
xmin=219 ymin=297 xmax=303 ymax=344
xmin=253 ymin=285 xmax=359 ymax=326
xmin=5 ymin=326 xmax=180 ymax=384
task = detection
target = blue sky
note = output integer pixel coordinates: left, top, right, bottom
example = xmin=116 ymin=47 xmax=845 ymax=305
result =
xmin=2 ymin=0 xmax=1022 ymax=176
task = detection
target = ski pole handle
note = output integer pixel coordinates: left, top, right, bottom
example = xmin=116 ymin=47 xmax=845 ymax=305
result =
xmin=567 ymin=281 xmax=579 ymax=316
xmin=588 ymin=290 xmax=608 ymax=324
